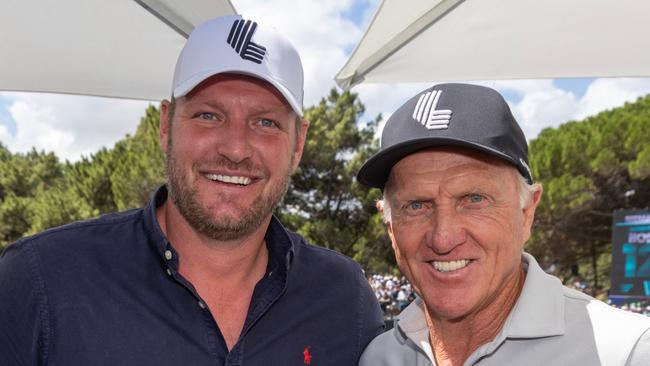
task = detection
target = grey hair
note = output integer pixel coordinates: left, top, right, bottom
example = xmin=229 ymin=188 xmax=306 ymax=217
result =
xmin=379 ymin=171 xmax=540 ymax=224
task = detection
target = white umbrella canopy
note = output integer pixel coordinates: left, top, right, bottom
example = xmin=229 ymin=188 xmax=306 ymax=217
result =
xmin=0 ymin=0 xmax=236 ymax=100
xmin=336 ymin=0 xmax=650 ymax=89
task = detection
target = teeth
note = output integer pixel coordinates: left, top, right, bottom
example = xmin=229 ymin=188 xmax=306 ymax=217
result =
xmin=205 ymin=174 xmax=251 ymax=185
xmin=431 ymin=259 xmax=470 ymax=272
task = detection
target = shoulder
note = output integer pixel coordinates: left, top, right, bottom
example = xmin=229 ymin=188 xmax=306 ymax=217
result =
xmin=1 ymin=208 xmax=145 ymax=268
xmin=562 ymin=285 xmax=650 ymax=331
xmin=561 ymin=286 xmax=650 ymax=361
xmin=288 ymin=231 xmax=365 ymax=275
xmin=359 ymin=328 xmax=422 ymax=366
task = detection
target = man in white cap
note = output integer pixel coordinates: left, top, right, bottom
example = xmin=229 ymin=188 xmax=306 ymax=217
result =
xmin=357 ymin=83 xmax=650 ymax=365
xmin=0 ymin=15 xmax=383 ymax=365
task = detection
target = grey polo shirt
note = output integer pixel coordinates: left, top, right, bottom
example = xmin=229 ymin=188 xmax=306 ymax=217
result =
xmin=359 ymin=253 xmax=650 ymax=366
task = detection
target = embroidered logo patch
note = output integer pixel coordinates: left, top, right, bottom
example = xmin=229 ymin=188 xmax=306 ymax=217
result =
xmin=519 ymin=157 xmax=532 ymax=181
xmin=226 ymin=19 xmax=266 ymax=64
xmin=412 ymin=90 xmax=452 ymax=130
xmin=303 ymin=346 xmax=312 ymax=364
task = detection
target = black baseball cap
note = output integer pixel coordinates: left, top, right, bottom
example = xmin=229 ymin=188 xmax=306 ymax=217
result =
xmin=357 ymin=83 xmax=532 ymax=188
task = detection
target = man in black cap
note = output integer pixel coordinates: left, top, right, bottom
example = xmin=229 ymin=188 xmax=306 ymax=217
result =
xmin=357 ymin=83 xmax=650 ymax=365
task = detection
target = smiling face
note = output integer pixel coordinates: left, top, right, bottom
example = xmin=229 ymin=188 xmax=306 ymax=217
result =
xmin=382 ymin=147 xmax=540 ymax=322
xmin=159 ymin=74 xmax=308 ymax=241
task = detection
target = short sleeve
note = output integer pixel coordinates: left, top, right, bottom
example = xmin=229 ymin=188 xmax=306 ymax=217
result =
xmin=626 ymin=327 xmax=650 ymax=366
xmin=356 ymin=268 xmax=385 ymax=361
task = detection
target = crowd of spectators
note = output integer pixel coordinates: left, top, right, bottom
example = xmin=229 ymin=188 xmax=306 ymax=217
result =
xmin=608 ymin=300 xmax=650 ymax=316
xmin=564 ymin=278 xmax=650 ymax=316
xmin=367 ymin=274 xmax=416 ymax=320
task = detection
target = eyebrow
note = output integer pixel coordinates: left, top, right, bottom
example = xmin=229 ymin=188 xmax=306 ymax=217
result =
xmin=183 ymin=98 xmax=291 ymax=116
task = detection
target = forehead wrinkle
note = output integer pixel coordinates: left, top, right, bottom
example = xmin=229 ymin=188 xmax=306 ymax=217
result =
xmin=179 ymin=93 xmax=293 ymax=120
xmin=182 ymin=75 xmax=293 ymax=112
xmin=388 ymin=155 xmax=516 ymax=202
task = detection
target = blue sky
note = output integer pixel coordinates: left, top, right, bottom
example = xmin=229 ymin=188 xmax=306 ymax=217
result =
xmin=0 ymin=98 xmax=15 ymax=135
xmin=2 ymin=0 xmax=650 ymax=161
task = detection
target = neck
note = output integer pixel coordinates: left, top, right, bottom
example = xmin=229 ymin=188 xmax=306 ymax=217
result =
xmin=155 ymin=199 xmax=270 ymax=284
xmin=425 ymin=266 xmax=526 ymax=366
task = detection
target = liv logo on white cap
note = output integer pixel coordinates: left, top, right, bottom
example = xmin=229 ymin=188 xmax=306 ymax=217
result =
xmin=226 ymin=19 xmax=266 ymax=64
xmin=412 ymin=90 xmax=452 ymax=130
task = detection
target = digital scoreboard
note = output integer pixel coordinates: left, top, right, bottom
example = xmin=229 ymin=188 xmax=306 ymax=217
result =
xmin=610 ymin=209 xmax=650 ymax=300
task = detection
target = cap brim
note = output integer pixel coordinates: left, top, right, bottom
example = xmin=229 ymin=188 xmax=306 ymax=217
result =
xmin=173 ymin=69 xmax=303 ymax=117
xmin=357 ymin=137 xmax=521 ymax=188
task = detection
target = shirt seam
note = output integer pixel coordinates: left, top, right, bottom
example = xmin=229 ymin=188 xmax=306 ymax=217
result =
xmin=355 ymin=270 xmax=365 ymax=362
xmin=23 ymin=240 xmax=52 ymax=366
xmin=16 ymin=209 xmax=144 ymax=246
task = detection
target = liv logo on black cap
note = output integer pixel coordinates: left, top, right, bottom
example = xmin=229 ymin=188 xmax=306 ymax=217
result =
xmin=227 ymin=19 xmax=266 ymax=64
xmin=519 ymin=158 xmax=533 ymax=181
xmin=412 ymin=90 xmax=452 ymax=130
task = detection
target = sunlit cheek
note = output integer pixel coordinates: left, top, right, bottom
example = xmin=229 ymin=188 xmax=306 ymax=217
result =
xmin=393 ymin=224 xmax=430 ymax=258
xmin=392 ymin=244 xmax=414 ymax=280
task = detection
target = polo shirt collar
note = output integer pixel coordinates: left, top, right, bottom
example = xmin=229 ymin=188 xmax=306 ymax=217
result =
xmin=142 ymin=185 xmax=172 ymax=262
xmin=394 ymin=252 xmax=565 ymax=364
xmin=395 ymin=298 xmax=435 ymax=363
xmin=142 ymin=185 xmax=295 ymax=274
xmin=467 ymin=253 xmax=565 ymax=363
xmin=500 ymin=252 xmax=565 ymax=338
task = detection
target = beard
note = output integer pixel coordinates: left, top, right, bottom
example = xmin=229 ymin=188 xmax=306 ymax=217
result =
xmin=166 ymin=151 xmax=291 ymax=242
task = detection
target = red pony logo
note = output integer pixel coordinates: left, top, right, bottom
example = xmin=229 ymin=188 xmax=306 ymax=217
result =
xmin=303 ymin=346 xmax=312 ymax=365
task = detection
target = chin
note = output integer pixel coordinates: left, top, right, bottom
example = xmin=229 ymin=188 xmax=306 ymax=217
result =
xmin=421 ymin=290 xmax=477 ymax=320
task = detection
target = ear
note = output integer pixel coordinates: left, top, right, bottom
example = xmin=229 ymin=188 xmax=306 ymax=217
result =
xmin=522 ymin=184 xmax=543 ymax=242
xmin=159 ymin=100 xmax=172 ymax=154
xmin=291 ymin=118 xmax=310 ymax=171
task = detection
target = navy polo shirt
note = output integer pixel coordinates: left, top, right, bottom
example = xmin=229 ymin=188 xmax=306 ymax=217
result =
xmin=0 ymin=186 xmax=384 ymax=365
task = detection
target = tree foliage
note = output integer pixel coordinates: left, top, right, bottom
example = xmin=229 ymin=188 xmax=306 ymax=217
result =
xmin=527 ymin=94 xmax=650 ymax=294
xmin=0 ymin=95 xmax=395 ymax=271
xmin=279 ymin=89 xmax=394 ymax=272
xmin=0 ymin=105 xmax=165 ymax=247
xmin=111 ymin=105 xmax=166 ymax=210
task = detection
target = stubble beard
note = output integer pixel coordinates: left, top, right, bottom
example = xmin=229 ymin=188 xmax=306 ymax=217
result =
xmin=165 ymin=150 xmax=291 ymax=242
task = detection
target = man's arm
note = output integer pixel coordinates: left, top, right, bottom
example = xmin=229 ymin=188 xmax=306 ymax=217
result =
xmin=356 ymin=269 xmax=385 ymax=362
xmin=0 ymin=241 xmax=47 ymax=365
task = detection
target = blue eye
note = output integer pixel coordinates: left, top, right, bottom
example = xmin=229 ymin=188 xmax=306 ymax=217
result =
xmin=409 ymin=201 xmax=423 ymax=210
xmin=197 ymin=112 xmax=216 ymax=120
xmin=469 ymin=194 xmax=484 ymax=203
xmin=259 ymin=118 xmax=276 ymax=128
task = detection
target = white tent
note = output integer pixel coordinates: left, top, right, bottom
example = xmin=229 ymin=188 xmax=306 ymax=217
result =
xmin=336 ymin=0 xmax=650 ymax=89
xmin=0 ymin=0 xmax=236 ymax=100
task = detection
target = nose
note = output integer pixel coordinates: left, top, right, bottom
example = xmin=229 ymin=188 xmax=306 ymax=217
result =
xmin=215 ymin=118 xmax=254 ymax=164
xmin=426 ymin=206 xmax=467 ymax=254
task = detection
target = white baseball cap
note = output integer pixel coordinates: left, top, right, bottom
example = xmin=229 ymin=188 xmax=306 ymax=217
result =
xmin=172 ymin=15 xmax=304 ymax=117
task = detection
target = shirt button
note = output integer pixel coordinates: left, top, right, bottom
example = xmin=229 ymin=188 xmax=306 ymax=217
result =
xmin=166 ymin=268 xmax=172 ymax=276
xmin=198 ymin=301 xmax=206 ymax=309
xmin=268 ymin=271 xmax=273 ymax=277
xmin=164 ymin=250 xmax=173 ymax=260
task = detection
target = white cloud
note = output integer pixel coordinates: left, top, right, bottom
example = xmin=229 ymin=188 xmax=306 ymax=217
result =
xmin=235 ymin=0 xmax=364 ymax=106
xmin=345 ymin=77 xmax=650 ymax=144
xmin=492 ymin=78 xmax=650 ymax=140
xmin=2 ymin=0 xmax=650 ymax=163
xmin=492 ymin=79 xmax=577 ymax=139
xmin=7 ymin=99 xmax=75 ymax=155
xmin=575 ymin=78 xmax=650 ymax=120
xmin=354 ymin=82 xmax=429 ymax=136
xmin=0 ymin=122 xmax=11 ymax=145
xmin=0 ymin=92 xmax=151 ymax=161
